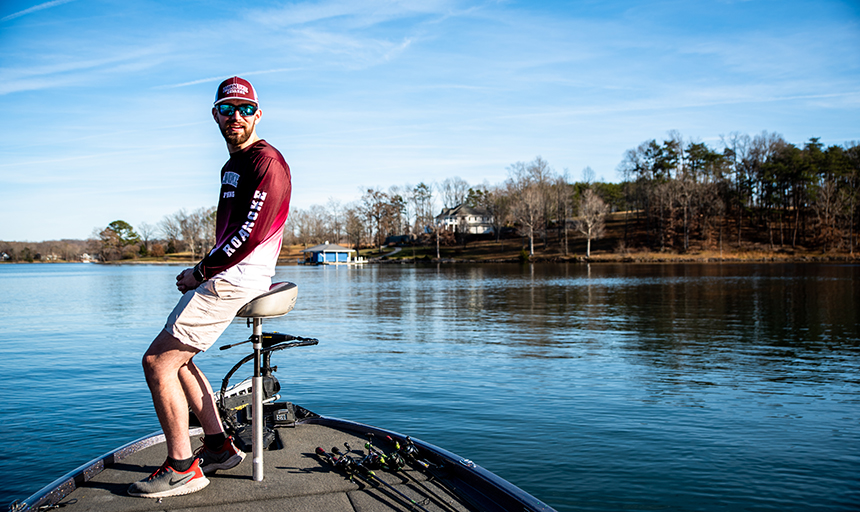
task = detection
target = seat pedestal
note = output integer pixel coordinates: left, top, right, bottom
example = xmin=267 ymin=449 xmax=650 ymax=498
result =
xmin=251 ymin=318 xmax=264 ymax=481
xmin=234 ymin=282 xmax=298 ymax=482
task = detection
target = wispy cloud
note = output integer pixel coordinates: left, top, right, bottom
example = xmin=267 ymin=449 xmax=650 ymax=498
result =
xmin=249 ymin=0 xmax=458 ymax=28
xmin=1 ymin=0 xmax=76 ymax=22
xmin=0 ymin=45 xmax=168 ymax=95
xmin=157 ymin=68 xmax=304 ymax=89
xmin=287 ymin=28 xmax=413 ymax=67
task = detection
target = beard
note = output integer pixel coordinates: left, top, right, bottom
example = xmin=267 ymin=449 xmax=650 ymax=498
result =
xmin=221 ymin=119 xmax=255 ymax=146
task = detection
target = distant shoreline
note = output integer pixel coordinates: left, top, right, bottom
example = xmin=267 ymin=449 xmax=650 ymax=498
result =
xmin=4 ymin=251 xmax=857 ymax=265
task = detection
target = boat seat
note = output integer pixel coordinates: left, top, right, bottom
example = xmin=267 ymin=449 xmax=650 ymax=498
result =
xmin=236 ymin=282 xmax=297 ymax=319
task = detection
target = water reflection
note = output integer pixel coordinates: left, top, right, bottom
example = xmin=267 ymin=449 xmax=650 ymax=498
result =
xmin=330 ymin=263 xmax=859 ymax=364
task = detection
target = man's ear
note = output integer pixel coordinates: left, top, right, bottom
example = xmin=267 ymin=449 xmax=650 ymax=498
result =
xmin=212 ymin=107 xmax=219 ymax=123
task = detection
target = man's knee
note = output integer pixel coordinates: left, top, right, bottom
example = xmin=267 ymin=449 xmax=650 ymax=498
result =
xmin=141 ymin=351 xmax=159 ymax=379
xmin=142 ymin=351 xmax=169 ymax=388
xmin=142 ymin=330 xmax=197 ymax=384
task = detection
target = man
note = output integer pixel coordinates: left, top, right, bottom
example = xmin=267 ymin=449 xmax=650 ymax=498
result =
xmin=128 ymin=76 xmax=292 ymax=498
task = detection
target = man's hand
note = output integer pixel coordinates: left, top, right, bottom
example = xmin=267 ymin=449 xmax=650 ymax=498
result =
xmin=176 ymin=268 xmax=202 ymax=293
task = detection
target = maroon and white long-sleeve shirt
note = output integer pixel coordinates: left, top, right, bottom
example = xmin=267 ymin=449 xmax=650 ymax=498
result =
xmin=195 ymin=140 xmax=291 ymax=291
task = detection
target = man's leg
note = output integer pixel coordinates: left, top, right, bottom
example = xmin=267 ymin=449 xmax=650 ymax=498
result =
xmin=144 ymin=324 xmax=245 ymax=477
xmin=142 ymin=329 xmax=202 ymax=460
xmin=129 ymin=329 xmax=211 ymax=498
xmin=179 ymin=358 xmax=225 ymax=437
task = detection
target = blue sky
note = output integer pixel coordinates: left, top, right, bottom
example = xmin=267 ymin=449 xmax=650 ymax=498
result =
xmin=2 ymin=0 xmax=858 ymax=242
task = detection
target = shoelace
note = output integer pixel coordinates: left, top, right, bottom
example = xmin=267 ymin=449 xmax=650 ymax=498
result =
xmin=146 ymin=464 xmax=171 ymax=481
xmin=193 ymin=439 xmax=213 ymax=458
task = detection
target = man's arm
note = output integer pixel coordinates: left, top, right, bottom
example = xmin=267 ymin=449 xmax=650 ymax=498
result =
xmin=194 ymin=156 xmax=291 ymax=281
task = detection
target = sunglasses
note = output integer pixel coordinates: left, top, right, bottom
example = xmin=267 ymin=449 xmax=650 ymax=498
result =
xmin=217 ymin=103 xmax=258 ymax=117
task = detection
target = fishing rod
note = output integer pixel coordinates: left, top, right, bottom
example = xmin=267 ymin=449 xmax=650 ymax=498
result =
xmin=386 ymin=435 xmax=470 ymax=508
xmin=365 ymin=435 xmax=461 ymax=512
xmin=336 ymin=443 xmax=435 ymax=512
xmin=315 ymin=444 xmax=432 ymax=512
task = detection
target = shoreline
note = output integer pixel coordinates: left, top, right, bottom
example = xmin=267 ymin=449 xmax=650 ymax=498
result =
xmin=5 ymin=251 xmax=857 ymax=266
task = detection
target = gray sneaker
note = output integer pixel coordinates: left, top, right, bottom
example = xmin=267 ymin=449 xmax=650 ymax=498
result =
xmin=195 ymin=436 xmax=246 ymax=474
xmin=127 ymin=459 xmax=210 ymax=498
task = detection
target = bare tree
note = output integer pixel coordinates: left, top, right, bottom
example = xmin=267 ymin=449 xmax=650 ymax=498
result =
xmin=581 ymin=166 xmax=595 ymax=185
xmin=290 ymin=209 xmax=314 ymax=248
xmin=395 ymin=184 xmax=416 ymax=236
xmin=344 ymin=204 xmax=366 ymax=252
xmin=438 ymin=177 xmax=470 ymax=209
xmin=197 ymin=207 xmax=217 ymax=252
xmin=178 ymin=209 xmax=204 ymax=260
xmin=159 ymin=212 xmax=183 ymax=253
xmin=307 ymin=204 xmax=329 ymax=242
xmin=843 ymin=142 xmax=860 ymax=254
xmin=575 ymin=189 xmax=609 ymax=257
xmin=361 ymin=188 xmax=389 ymax=247
xmin=525 ymin=156 xmax=554 ymax=247
xmin=506 ymin=159 xmax=547 ymax=256
xmin=721 ymin=132 xmax=751 ymax=247
xmin=555 ymin=171 xmax=573 ymax=254
xmin=282 ymin=212 xmax=299 ymax=246
xmin=326 ymin=198 xmax=344 ymax=244
xmin=138 ymin=222 xmax=157 ymax=255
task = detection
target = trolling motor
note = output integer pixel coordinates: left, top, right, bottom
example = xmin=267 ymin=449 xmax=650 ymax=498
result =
xmin=218 ymin=282 xmax=318 ymax=482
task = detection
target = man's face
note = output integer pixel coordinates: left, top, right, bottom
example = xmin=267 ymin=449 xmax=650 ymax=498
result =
xmin=213 ymin=100 xmax=261 ymax=148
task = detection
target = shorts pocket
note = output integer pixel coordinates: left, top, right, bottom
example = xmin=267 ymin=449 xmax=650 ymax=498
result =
xmin=212 ymin=279 xmax=236 ymax=300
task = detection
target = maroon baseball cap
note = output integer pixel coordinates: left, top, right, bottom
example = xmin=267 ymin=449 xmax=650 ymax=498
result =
xmin=214 ymin=76 xmax=258 ymax=106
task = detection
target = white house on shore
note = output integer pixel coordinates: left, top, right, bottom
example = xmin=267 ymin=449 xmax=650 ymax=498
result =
xmin=435 ymin=204 xmax=494 ymax=235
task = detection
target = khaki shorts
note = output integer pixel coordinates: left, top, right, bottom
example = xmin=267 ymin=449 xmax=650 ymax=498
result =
xmin=164 ymin=279 xmax=260 ymax=351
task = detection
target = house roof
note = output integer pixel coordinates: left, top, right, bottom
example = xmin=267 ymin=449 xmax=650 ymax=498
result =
xmin=300 ymin=243 xmax=354 ymax=253
xmin=436 ymin=204 xmax=491 ymax=218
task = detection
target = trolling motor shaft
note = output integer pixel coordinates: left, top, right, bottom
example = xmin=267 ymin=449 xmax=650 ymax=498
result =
xmin=221 ymin=325 xmax=317 ymax=481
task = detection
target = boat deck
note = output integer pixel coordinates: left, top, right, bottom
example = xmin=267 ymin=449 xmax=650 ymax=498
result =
xmin=42 ymin=422 xmax=471 ymax=512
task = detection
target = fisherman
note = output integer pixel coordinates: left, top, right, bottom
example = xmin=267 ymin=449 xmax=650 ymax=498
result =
xmin=128 ymin=76 xmax=292 ymax=498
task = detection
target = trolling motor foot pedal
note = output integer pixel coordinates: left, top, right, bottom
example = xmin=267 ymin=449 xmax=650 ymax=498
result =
xmin=272 ymin=402 xmax=297 ymax=426
xmin=234 ymin=424 xmax=276 ymax=452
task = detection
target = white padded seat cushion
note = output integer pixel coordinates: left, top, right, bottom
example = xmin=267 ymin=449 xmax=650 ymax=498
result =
xmin=235 ymin=282 xmax=298 ymax=319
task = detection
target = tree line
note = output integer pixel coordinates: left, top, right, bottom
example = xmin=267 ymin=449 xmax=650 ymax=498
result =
xmin=3 ymin=130 xmax=857 ymax=263
xmin=282 ymin=161 xmax=620 ymax=257
xmin=281 ymin=131 xmax=860 ymax=256
xmin=619 ymin=131 xmax=859 ymax=253
xmin=0 ymin=208 xmax=217 ymax=263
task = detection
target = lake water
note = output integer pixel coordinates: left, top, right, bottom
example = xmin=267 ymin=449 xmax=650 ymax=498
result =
xmin=0 ymin=262 xmax=858 ymax=511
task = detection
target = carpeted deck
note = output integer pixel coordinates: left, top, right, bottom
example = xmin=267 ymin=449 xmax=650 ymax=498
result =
xmin=53 ymin=423 xmax=470 ymax=512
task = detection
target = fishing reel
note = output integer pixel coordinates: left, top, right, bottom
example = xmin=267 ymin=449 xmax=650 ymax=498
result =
xmin=317 ymin=442 xmax=434 ymax=512
xmin=330 ymin=444 xmax=362 ymax=474
xmin=365 ymin=435 xmax=405 ymax=471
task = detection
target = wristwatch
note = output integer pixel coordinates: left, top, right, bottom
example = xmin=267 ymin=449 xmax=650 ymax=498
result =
xmin=192 ymin=263 xmax=206 ymax=282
